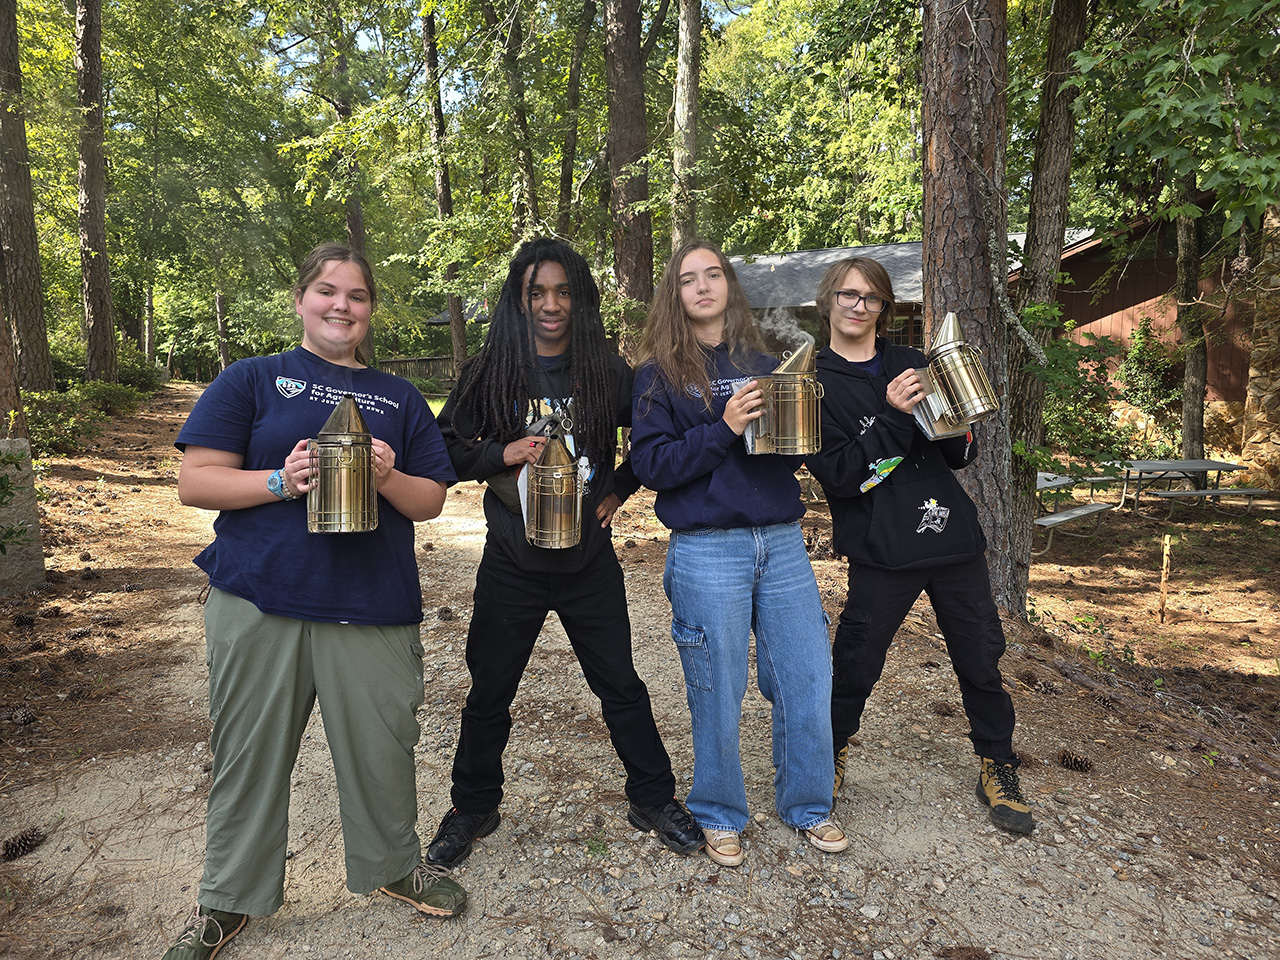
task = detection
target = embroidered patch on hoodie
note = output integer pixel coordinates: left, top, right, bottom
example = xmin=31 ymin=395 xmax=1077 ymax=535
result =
xmin=916 ymin=498 xmax=951 ymax=534
xmin=858 ymin=415 xmax=876 ymax=436
xmin=860 ymin=456 xmax=903 ymax=493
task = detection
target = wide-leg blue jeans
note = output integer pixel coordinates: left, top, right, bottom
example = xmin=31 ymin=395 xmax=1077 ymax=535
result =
xmin=663 ymin=522 xmax=834 ymax=834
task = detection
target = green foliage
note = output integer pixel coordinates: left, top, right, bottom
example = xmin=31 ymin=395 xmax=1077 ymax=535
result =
xmin=1074 ymin=0 xmax=1280 ymax=238
xmin=1018 ymin=309 xmax=1133 ymax=474
xmin=115 ymin=343 xmax=165 ymax=393
xmin=23 ymin=391 xmax=107 ymax=457
xmin=1117 ymin=316 xmax=1182 ymax=451
xmin=0 ymin=450 xmax=34 ymax=556
xmin=407 ymin=376 xmax=446 ymax=397
xmin=22 ymin=382 xmax=147 ymax=457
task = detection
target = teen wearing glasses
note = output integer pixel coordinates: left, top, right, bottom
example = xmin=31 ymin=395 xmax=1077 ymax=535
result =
xmin=805 ymin=257 xmax=1034 ymax=835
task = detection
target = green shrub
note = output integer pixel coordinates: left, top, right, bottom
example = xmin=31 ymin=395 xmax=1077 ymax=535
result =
xmin=76 ymin=380 xmax=144 ymax=417
xmin=1019 ymin=310 xmax=1134 ymax=474
xmin=407 ymin=376 xmax=446 ymax=396
xmin=116 ymin=343 xmax=165 ymax=392
xmin=24 ymin=389 xmax=108 ymax=457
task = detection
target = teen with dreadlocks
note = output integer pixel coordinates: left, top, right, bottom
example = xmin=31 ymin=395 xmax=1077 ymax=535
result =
xmin=630 ymin=239 xmax=847 ymax=868
xmin=429 ymin=237 xmax=702 ymax=867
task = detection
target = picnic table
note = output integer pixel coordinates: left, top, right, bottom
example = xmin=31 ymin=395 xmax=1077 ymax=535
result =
xmin=1109 ymin=458 xmax=1255 ymax=514
xmin=1032 ymin=472 xmax=1114 ymax=555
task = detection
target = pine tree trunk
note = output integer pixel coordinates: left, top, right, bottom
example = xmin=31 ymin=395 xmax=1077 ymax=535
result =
xmin=604 ymin=0 xmax=654 ymax=339
xmin=0 ymin=0 xmax=54 ymax=393
xmin=76 ymin=0 xmax=116 ymax=383
xmin=481 ymin=1 xmax=541 ymax=236
xmin=1177 ymin=177 xmax=1206 ymax=469
xmin=1006 ymin=0 xmax=1088 ymax=614
xmin=0 ymin=308 xmax=28 ymax=440
xmin=671 ymin=0 xmax=699 ymax=249
xmin=922 ymin=0 xmax=1015 ymax=610
xmin=424 ymin=13 xmax=468 ymax=378
xmin=557 ymin=0 xmax=597 ymax=237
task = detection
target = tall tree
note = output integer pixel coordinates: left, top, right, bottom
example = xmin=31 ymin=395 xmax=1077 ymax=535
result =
xmin=670 ymin=0 xmax=699 ymax=248
xmin=603 ymin=0 xmax=654 ymax=322
xmin=556 ymin=0 xmax=597 ymax=238
xmin=1006 ymin=0 xmax=1090 ymax=610
xmin=480 ymin=0 xmax=541 ymax=236
xmin=0 ymin=313 xmax=27 ymax=439
xmin=921 ymin=0 xmax=1015 ymax=609
xmin=424 ymin=10 xmax=467 ymax=376
xmin=1175 ymin=175 xmax=1206 ymax=465
xmin=76 ymin=0 xmax=116 ymax=382
xmin=0 ymin=0 xmax=54 ymax=391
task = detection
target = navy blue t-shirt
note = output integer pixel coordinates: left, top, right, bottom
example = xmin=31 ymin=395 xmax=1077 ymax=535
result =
xmin=175 ymin=346 xmax=455 ymax=625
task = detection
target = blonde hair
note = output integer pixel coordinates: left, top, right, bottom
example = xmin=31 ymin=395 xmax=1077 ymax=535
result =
xmin=636 ymin=239 xmax=766 ymax=408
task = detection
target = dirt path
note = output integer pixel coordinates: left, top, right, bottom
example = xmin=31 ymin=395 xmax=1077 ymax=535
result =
xmin=1 ymin=383 xmax=1278 ymax=959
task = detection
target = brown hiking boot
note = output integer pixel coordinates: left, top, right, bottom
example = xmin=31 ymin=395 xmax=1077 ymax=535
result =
xmin=975 ymin=757 xmax=1034 ymax=835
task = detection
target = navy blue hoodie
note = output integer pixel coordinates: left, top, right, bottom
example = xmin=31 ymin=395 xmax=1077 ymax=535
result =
xmin=806 ymin=340 xmax=986 ymax=570
xmin=631 ymin=343 xmax=805 ymax=531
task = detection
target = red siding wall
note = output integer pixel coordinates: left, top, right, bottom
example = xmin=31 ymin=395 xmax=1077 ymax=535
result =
xmin=1058 ymin=257 xmax=1252 ymax=401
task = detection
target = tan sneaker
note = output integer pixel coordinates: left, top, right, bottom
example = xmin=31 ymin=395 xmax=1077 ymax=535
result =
xmin=805 ymin=819 xmax=850 ymax=853
xmin=702 ymin=829 xmax=744 ymax=867
xmin=833 ymin=743 xmax=849 ymax=800
xmin=975 ymin=757 xmax=1034 ymax=835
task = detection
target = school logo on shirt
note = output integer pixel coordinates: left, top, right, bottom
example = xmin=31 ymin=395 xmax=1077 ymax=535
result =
xmin=276 ymin=377 xmax=307 ymax=398
xmin=916 ymin=498 xmax=950 ymax=534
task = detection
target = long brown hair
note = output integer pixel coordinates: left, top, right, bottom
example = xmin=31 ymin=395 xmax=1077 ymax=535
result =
xmin=815 ymin=256 xmax=896 ymax=340
xmin=636 ymin=239 xmax=766 ymax=409
xmin=294 ymin=243 xmax=377 ymax=366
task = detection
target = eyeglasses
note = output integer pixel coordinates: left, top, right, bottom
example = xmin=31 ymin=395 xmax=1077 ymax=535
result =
xmin=834 ymin=291 xmax=887 ymax=311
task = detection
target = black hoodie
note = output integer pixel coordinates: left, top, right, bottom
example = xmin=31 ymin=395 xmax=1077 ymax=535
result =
xmin=806 ymin=339 xmax=986 ymax=570
xmin=437 ymin=351 xmax=640 ymax=574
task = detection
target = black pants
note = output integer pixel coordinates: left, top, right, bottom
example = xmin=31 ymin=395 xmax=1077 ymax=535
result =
xmin=831 ymin=558 xmax=1017 ymax=764
xmin=450 ymin=541 xmax=677 ymax=812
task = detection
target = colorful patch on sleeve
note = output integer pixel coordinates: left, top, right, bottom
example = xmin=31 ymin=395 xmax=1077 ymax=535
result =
xmin=859 ymin=456 xmax=903 ymax=493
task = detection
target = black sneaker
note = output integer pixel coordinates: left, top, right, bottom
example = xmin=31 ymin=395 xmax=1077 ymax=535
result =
xmin=161 ymin=905 xmax=247 ymax=960
xmin=426 ymin=807 xmax=501 ymax=868
xmin=975 ymin=757 xmax=1035 ymax=835
xmin=627 ymin=798 xmax=704 ymax=854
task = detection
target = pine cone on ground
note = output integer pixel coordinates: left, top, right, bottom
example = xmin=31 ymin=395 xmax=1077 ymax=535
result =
xmin=10 ymin=706 xmax=36 ymax=725
xmin=2 ymin=827 xmax=47 ymax=862
xmin=1058 ymin=749 xmax=1094 ymax=772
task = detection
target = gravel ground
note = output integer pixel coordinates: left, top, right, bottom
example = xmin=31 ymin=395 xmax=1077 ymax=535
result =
xmin=3 ymin=470 xmax=1278 ymax=960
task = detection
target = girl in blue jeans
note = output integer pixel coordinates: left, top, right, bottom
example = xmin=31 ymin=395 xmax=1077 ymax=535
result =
xmin=630 ymin=239 xmax=847 ymax=867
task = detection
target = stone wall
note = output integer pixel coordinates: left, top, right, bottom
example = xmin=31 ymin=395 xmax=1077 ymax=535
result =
xmin=0 ymin=439 xmax=46 ymax=598
xmin=1240 ymin=208 xmax=1280 ymax=491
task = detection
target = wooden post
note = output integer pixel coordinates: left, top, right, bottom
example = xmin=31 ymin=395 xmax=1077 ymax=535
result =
xmin=1159 ymin=534 xmax=1172 ymax=623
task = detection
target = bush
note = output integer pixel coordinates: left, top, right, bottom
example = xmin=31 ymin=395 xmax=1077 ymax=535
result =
xmin=407 ymin=376 xmax=446 ymax=396
xmin=116 ymin=343 xmax=165 ymax=392
xmin=76 ymin=380 xmax=144 ymax=417
xmin=24 ymin=389 xmax=108 ymax=457
xmin=24 ymin=382 xmax=144 ymax=457
xmin=1020 ymin=310 xmax=1135 ymax=474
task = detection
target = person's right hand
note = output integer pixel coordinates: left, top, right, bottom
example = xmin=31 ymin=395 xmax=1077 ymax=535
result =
xmin=886 ymin=368 xmax=926 ymax=414
xmin=503 ymin=435 xmax=548 ymax=466
xmin=723 ymin=380 xmax=764 ymax=436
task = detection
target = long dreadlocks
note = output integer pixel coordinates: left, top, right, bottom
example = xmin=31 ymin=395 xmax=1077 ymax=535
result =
xmin=454 ymin=238 xmax=619 ymax=468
